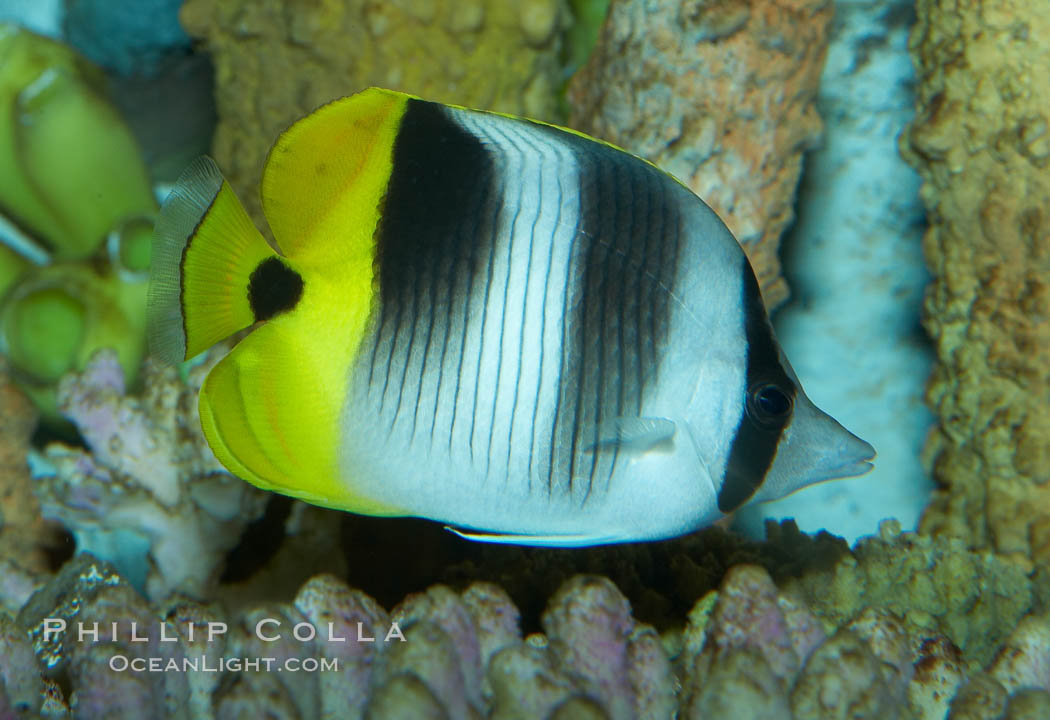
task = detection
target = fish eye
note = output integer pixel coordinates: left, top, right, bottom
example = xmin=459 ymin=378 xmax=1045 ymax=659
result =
xmin=747 ymin=382 xmax=793 ymax=429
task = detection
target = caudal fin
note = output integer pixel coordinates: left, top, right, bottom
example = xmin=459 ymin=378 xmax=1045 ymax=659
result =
xmin=147 ymin=156 xmax=277 ymax=363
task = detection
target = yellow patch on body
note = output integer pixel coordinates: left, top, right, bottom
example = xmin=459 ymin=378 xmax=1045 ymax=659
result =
xmin=197 ymin=88 xmax=411 ymax=515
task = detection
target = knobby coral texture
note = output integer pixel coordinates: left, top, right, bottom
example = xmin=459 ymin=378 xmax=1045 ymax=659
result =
xmin=901 ymin=0 xmax=1050 ymax=564
xmin=567 ymin=0 xmax=833 ymax=309
xmin=6 ymin=553 xmax=1050 ymax=719
xmin=178 ymin=0 xmax=571 ymax=229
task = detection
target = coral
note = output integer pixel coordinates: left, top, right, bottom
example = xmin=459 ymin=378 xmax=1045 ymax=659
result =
xmin=179 ymin=0 xmax=571 ymax=228
xmin=0 ymin=24 xmax=159 ymax=420
xmin=0 ymin=242 xmax=28 ymax=299
xmin=293 ymin=575 xmax=392 ymax=720
xmin=540 ymin=576 xmax=675 ymax=720
xmin=563 ymin=0 xmax=608 ymax=76
xmin=32 ymin=348 xmax=268 ymax=601
xmin=17 ymin=553 xmax=190 ymax=718
xmin=162 ymin=600 xmax=227 ymax=720
xmin=910 ymin=635 xmax=967 ymax=720
xmin=0 ymin=612 xmax=44 ymax=716
xmin=216 ymin=500 xmax=348 ymax=611
xmin=682 ymin=564 xmax=826 ymax=693
xmin=790 ymin=628 xmax=908 ymax=720
xmin=1 ymin=262 xmax=148 ymax=420
xmin=985 ymin=613 xmax=1050 ymax=695
xmin=0 ymin=357 xmax=60 ymax=614
xmin=687 ymin=648 xmax=792 ymax=719
xmin=566 ymin=0 xmax=833 ymax=308
xmin=0 ymin=23 xmax=156 ymax=261
xmin=784 ymin=520 xmax=1033 ymax=668
xmin=1002 ymin=689 xmax=1050 ymax=720
xmin=900 ymin=0 xmax=1050 ymax=560
xmin=946 ymin=674 xmax=1009 ymax=720
xmin=9 ymin=550 xmax=1050 ymax=719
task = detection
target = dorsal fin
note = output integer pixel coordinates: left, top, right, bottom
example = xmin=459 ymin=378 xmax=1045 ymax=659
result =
xmin=260 ymin=87 xmax=411 ymax=262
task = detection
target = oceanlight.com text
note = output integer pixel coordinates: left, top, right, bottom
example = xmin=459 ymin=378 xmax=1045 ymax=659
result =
xmin=109 ymin=655 xmax=340 ymax=673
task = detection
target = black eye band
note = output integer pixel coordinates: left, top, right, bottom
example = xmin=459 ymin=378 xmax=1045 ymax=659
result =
xmin=717 ymin=260 xmax=797 ymax=514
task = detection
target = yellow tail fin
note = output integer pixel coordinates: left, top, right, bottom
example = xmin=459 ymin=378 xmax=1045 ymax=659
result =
xmin=147 ymin=156 xmax=276 ymax=363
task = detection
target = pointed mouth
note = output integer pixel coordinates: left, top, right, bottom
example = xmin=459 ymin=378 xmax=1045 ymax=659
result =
xmin=823 ymin=439 xmax=876 ymax=480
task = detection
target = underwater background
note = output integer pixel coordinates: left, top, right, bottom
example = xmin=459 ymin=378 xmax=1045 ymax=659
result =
xmin=0 ymin=0 xmax=1046 ymax=718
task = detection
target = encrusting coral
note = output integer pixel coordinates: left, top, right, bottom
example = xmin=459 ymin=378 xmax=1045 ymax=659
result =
xmin=5 ymin=549 xmax=1046 ymax=719
xmin=782 ymin=520 xmax=1032 ymax=669
xmin=32 ymin=348 xmax=267 ymax=602
xmin=900 ymin=0 xmax=1050 ymax=564
xmin=566 ymin=0 xmax=833 ymax=308
xmin=178 ymin=0 xmax=571 ymax=228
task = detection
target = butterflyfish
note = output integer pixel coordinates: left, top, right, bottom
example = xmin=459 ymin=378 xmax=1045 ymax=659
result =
xmin=147 ymin=87 xmax=875 ymax=546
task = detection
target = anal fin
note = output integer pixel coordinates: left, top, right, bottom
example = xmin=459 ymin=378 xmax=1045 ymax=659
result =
xmin=446 ymin=526 xmax=620 ymax=547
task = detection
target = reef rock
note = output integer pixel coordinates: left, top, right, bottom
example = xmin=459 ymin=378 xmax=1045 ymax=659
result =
xmin=567 ymin=0 xmax=833 ymax=308
xmin=901 ymin=0 xmax=1050 ymax=561
xmin=0 ymin=356 xmax=58 ymax=613
xmin=179 ymin=0 xmax=570 ymax=228
xmin=33 ymin=349 xmax=268 ymax=601
xmin=783 ymin=520 xmax=1032 ymax=668
xmin=790 ymin=628 xmax=907 ymax=720
xmin=985 ymin=612 xmax=1050 ymax=695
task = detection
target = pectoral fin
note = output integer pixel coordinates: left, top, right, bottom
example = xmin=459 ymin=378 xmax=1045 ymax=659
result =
xmin=584 ymin=416 xmax=676 ymax=453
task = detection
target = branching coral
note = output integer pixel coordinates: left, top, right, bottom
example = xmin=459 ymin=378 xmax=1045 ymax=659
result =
xmin=32 ymin=349 xmax=267 ymax=601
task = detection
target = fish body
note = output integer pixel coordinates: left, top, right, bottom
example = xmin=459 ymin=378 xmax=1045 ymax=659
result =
xmin=148 ymin=87 xmax=874 ymax=546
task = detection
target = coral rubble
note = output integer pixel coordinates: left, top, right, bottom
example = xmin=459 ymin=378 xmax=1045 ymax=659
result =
xmin=567 ymin=0 xmax=833 ymax=308
xmin=33 ymin=349 xmax=267 ymax=601
xmin=179 ymin=0 xmax=570 ymax=227
xmin=901 ymin=0 xmax=1050 ymax=561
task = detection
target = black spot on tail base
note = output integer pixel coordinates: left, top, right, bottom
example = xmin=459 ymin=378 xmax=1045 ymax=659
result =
xmin=249 ymin=257 xmax=303 ymax=322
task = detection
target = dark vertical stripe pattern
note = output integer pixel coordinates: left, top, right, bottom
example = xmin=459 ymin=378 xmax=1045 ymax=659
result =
xmin=369 ymin=100 xmax=498 ymax=450
xmin=537 ymin=125 xmax=681 ymax=502
xmin=367 ymin=101 xmax=682 ymax=503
